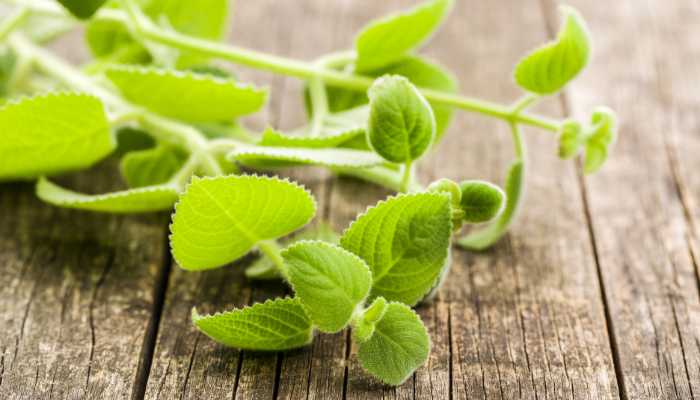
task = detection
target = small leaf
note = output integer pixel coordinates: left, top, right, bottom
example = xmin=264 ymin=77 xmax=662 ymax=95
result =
xmin=459 ymin=180 xmax=506 ymax=223
xmin=458 ymin=160 xmax=525 ymax=250
xmin=514 ymin=6 xmax=591 ymax=95
xmin=340 ymin=192 xmax=452 ymax=306
xmin=106 ymin=66 xmax=267 ymax=122
xmin=170 ymin=175 xmax=316 ymax=271
xmin=120 ymin=146 xmax=187 ymax=188
xmin=354 ymin=0 xmax=454 ymax=72
xmin=584 ymin=107 xmax=617 ymax=174
xmin=259 ymin=127 xmax=365 ymax=149
xmin=558 ymin=120 xmax=584 ymax=159
xmin=56 ymin=0 xmax=107 ymax=19
xmin=0 ymin=93 xmax=114 ymax=180
xmin=316 ymin=56 xmax=457 ymax=140
xmin=114 ymin=127 xmax=156 ymax=156
xmin=357 ymin=302 xmax=430 ymax=385
xmin=368 ymin=75 xmax=436 ymax=163
xmin=284 ymin=241 xmax=371 ymax=333
xmin=85 ymin=19 xmax=150 ymax=64
xmin=228 ymin=145 xmax=385 ymax=169
xmin=246 ymin=223 xmax=340 ymax=280
xmin=36 ymin=177 xmax=178 ymax=213
xmin=353 ymin=297 xmax=388 ymax=343
xmin=192 ymin=297 xmax=313 ymax=351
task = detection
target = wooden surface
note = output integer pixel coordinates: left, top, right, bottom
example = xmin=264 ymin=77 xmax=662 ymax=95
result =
xmin=1 ymin=0 xmax=699 ymax=399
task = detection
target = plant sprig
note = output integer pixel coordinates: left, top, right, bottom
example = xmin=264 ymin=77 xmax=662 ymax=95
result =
xmin=0 ymin=0 xmax=618 ymax=386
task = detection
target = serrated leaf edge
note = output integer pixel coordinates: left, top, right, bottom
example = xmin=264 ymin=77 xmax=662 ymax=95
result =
xmin=36 ymin=177 xmax=179 ymax=207
xmin=228 ymin=145 xmax=384 ymax=168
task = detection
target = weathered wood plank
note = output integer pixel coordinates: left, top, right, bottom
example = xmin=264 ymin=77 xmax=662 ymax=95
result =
xmin=563 ymin=0 xmax=700 ymax=398
xmin=422 ymin=0 xmax=618 ymax=398
xmin=0 ymin=166 xmax=168 ymax=399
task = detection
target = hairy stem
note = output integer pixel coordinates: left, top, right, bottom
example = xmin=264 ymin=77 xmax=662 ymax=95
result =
xmin=0 ymin=6 xmax=28 ymax=41
xmin=257 ymin=239 xmax=288 ymax=279
xmin=399 ymin=161 xmax=414 ymax=193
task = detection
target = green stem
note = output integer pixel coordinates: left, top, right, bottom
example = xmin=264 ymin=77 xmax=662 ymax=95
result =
xmin=257 ymin=239 xmax=288 ymax=279
xmin=168 ymin=154 xmax=201 ymax=190
xmin=0 ymin=6 xmax=28 ymax=41
xmin=399 ymin=161 xmax=413 ymax=193
xmin=308 ymin=71 xmax=328 ymax=137
xmin=333 ymin=165 xmax=423 ymax=193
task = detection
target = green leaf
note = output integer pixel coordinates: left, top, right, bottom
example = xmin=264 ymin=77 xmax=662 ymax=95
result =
xmin=354 ymin=0 xmax=454 ymax=72
xmin=368 ymin=76 xmax=436 ymax=163
xmin=340 ymin=192 xmax=452 ymax=306
xmin=120 ymin=145 xmax=187 ymax=188
xmin=353 ymin=297 xmax=388 ymax=343
xmin=85 ymin=19 xmax=150 ymax=64
xmin=583 ymin=107 xmax=617 ymax=174
xmin=106 ymin=66 xmax=267 ymax=122
xmin=0 ymin=93 xmax=114 ymax=180
xmin=259 ymin=127 xmax=365 ymax=149
xmin=0 ymin=47 xmax=17 ymax=97
xmin=514 ymin=6 xmax=591 ymax=95
xmin=283 ymin=241 xmax=371 ymax=333
xmin=320 ymin=56 xmax=457 ymax=141
xmin=114 ymin=127 xmax=155 ymax=156
xmin=36 ymin=177 xmax=178 ymax=213
xmin=228 ymin=145 xmax=385 ymax=169
xmin=558 ymin=119 xmax=584 ymax=159
xmin=192 ymin=297 xmax=313 ymax=351
xmin=170 ymin=175 xmax=316 ymax=271
xmin=357 ymin=302 xmax=430 ymax=385
xmin=459 ymin=180 xmax=506 ymax=223
xmin=56 ymin=0 xmax=107 ymax=19
xmin=458 ymin=160 xmax=525 ymax=250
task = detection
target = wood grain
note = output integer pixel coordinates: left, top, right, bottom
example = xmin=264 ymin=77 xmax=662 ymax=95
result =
xmin=563 ymin=0 xmax=700 ymax=398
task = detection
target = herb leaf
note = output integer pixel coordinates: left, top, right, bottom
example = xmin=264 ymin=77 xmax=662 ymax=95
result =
xmin=514 ymin=6 xmax=590 ymax=95
xmin=583 ymin=107 xmax=617 ymax=174
xmin=56 ymin=0 xmax=107 ymax=19
xmin=368 ymin=76 xmax=436 ymax=164
xmin=340 ymin=192 xmax=452 ymax=306
xmin=357 ymin=302 xmax=430 ymax=385
xmin=353 ymin=297 xmax=388 ymax=343
xmin=459 ymin=180 xmax=506 ymax=223
xmin=284 ymin=241 xmax=371 ymax=333
xmin=170 ymin=175 xmax=316 ymax=271
xmin=120 ymin=145 xmax=187 ymax=188
xmin=106 ymin=66 xmax=267 ymax=122
xmin=259 ymin=127 xmax=365 ymax=149
xmin=558 ymin=120 xmax=584 ymax=159
xmin=228 ymin=145 xmax=385 ymax=169
xmin=0 ymin=93 xmax=114 ymax=181
xmin=354 ymin=0 xmax=454 ymax=72
xmin=36 ymin=177 xmax=179 ymax=213
xmin=192 ymin=297 xmax=313 ymax=351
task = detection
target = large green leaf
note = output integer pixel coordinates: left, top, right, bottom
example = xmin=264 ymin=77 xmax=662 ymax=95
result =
xmin=170 ymin=175 xmax=316 ymax=271
xmin=56 ymin=0 xmax=107 ymax=19
xmin=340 ymin=192 xmax=452 ymax=306
xmin=192 ymin=297 xmax=313 ymax=351
xmin=319 ymin=56 xmax=457 ymax=141
xmin=357 ymin=302 xmax=430 ymax=385
xmin=120 ymin=145 xmax=187 ymax=188
xmin=0 ymin=93 xmax=114 ymax=180
xmin=514 ymin=6 xmax=591 ymax=95
xmin=228 ymin=145 xmax=384 ymax=169
xmin=367 ymin=76 xmax=436 ymax=163
xmin=354 ymin=0 xmax=454 ymax=72
xmin=36 ymin=177 xmax=178 ymax=213
xmin=106 ymin=66 xmax=267 ymax=122
xmin=284 ymin=241 xmax=371 ymax=333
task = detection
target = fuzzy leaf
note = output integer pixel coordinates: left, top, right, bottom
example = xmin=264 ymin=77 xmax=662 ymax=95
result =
xmin=458 ymin=160 xmax=525 ymax=250
xmin=170 ymin=175 xmax=316 ymax=271
xmin=357 ymin=302 xmax=430 ymax=385
xmin=558 ymin=120 xmax=584 ymax=159
xmin=284 ymin=241 xmax=371 ymax=333
xmin=192 ymin=297 xmax=313 ymax=351
xmin=459 ymin=180 xmax=506 ymax=223
xmin=514 ymin=6 xmax=591 ymax=95
xmin=56 ymin=0 xmax=107 ymax=19
xmin=354 ymin=0 xmax=454 ymax=72
xmin=584 ymin=107 xmax=617 ymax=174
xmin=340 ymin=192 xmax=452 ymax=306
xmin=368 ymin=76 xmax=436 ymax=163
xmin=106 ymin=66 xmax=267 ymax=122
xmin=259 ymin=127 xmax=365 ymax=149
xmin=36 ymin=177 xmax=178 ymax=213
xmin=0 ymin=93 xmax=114 ymax=180
xmin=120 ymin=146 xmax=187 ymax=188
xmin=228 ymin=145 xmax=385 ymax=169
xmin=353 ymin=297 xmax=388 ymax=343
xmin=319 ymin=56 xmax=457 ymax=141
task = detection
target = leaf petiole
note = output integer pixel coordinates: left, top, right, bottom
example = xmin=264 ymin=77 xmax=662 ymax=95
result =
xmin=257 ymin=239 xmax=288 ymax=279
